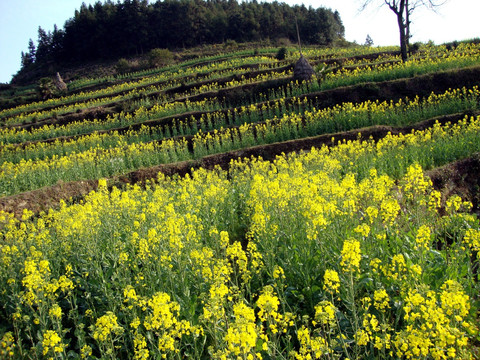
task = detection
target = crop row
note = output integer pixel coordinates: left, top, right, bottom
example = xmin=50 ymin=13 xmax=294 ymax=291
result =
xmin=3 ymin=45 xmax=480 ymax=142
xmin=0 ymin=118 xmax=478 ymax=358
xmin=0 ymin=98 xmax=220 ymax=145
xmin=2 ymin=85 xmax=479 ymax=162
xmin=1 ymin=85 xmax=478 ymax=196
xmin=0 ymin=56 xmax=280 ymax=121
xmin=1 ymin=66 xmax=295 ymax=127
xmin=66 ymin=49 xmax=280 ymax=91
xmin=64 ymin=45 xmax=398 ymax=92
xmin=2 ymin=42 xmax=477 ymax=123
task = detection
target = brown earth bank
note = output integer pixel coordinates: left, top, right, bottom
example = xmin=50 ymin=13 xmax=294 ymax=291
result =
xmin=64 ymin=61 xmax=277 ymax=96
xmin=63 ymin=50 xmax=397 ymax=97
xmin=1 ymin=113 xmax=479 ymax=218
xmin=6 ymin=64 xmax=480 ymax=148
xmin=169 ymin=64 xmax=480 ymax=109
xmin=3 ymin=62 xmax=294 ymax=124
xmin=0 ymin=49 xmax=454 ymax=128
xmin=0 ymin=51 xmax=398 ymax=113
xmin=0 ymin=180 xmax=99 ymax=218
xmin=6 ymin=105 xmax=117 ymax=132
xmin=427 ymin=154 xmax=480 ymax=215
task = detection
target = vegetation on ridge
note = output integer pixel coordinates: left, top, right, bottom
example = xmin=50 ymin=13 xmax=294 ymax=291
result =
xmin=15 ymin=0 xmax=344 ymax=84
xmin=1 ymin=40 xmax=480 ymax=359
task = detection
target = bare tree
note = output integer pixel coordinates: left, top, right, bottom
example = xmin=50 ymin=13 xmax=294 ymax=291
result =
xmin=360 ymin=0 xmax=446 ymax=61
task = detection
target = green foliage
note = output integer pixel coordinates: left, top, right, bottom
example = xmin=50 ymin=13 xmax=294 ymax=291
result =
xmin=0 ymin=133 xmax=479 ymax=358
xmin=2 ymin=40 xmax=480 ymax=360
xmin=115 ymin=58 xmax=131 ymax=74
xmin=224 ymin=39 xmax=238 ymax=49
xmin=276 ymin=47 xmax=288 ymax=60
xmin=276 ymin=37 xmax=292 ymax=46
xmin=148 ymin=48 xmax=174 ymax=68
xmin=37 ymin=78 xmax=56 ymax=100
xmin=409 ymin=41 xmax=422 ymax=54
xmin=14 ymin=0 xmax=345 ymax=82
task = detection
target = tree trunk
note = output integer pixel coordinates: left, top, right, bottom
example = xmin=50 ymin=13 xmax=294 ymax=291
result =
xmin=396 ymin=0 xmax=408 ymax=62
xmin=397 ymin=15 xmax=408 ymax=61
xmin=405 ymin=0 xmax=411 ymax=50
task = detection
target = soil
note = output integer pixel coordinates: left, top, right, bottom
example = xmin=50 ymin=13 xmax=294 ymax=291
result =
xmin=427 ymin=154 xmax=480 ymax=214
xmin=14 ymin=106 xmax=117 ymax=132
xmin=3 ymin=58 xmax=480 ymax=218
xmin=6 ymin=64 xmax=480 ymax=149
xmin=1 ymin=112 xmax=478 ymax=218
xmin=0 ymin=180 xmax=98 ymax=218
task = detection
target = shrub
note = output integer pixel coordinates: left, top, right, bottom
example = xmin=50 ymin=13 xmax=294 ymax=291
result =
xmin=409 ymin=42 xmax=422 ymax=54
xmin=276 ymin=37 xmax=292 ymax=46
xmin=115 ymin=58 xmax=131 ymax=74
xmin=224 ymin=39 xmax=238 ymax=49
xmin=37 ymin=77 xmax=56 ymax=99
xmin=148 ymin=48 xmax=174 ymax=68
xmin=276 ymin=47 xmax=288 ymax=60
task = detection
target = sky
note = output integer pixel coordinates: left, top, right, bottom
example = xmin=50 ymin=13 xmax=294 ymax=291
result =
xmin=0 ymin=0 xmax=479 ymax=83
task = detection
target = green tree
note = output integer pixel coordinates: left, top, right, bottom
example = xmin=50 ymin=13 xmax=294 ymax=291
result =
xmin=37 ymin=78 xmax=56 ymax=99
xmin=35 ymin=27 xmax=53 ymax=62
xmin=20 ymin=39 xmax=36 ymax=69
xmin=27 ymin=39 xmax=36 ymax=63
xmin=276 ymin=47 xmax=288 ymax=60
xmin=17 ymin=0 xmax=345 ymax=75
xmin=115 ymin=58 xmax=131 ymax=74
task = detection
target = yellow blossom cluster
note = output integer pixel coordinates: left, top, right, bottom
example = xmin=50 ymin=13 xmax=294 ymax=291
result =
xmin=42 ymin=330 xmax=65 ymax=357
xmin=0 ymin=332 xmax=15 ymax=359
xmin=0 ymin=151 xmax=478 ymax=358
xmin=340 ymin=239 xmax=362 ymax=273
xmin=2 ymin=46 xmax=480 ymax=359
xmin=91 ymin=311 xmax=124 ymax=342
xmin=393 ymin=280 xmax=475 ymax=359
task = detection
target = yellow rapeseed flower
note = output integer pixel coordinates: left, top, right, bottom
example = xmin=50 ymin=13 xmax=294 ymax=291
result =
xmin=42 ymin=330 xmax=64 ymax=356
xmin=340 ymin=239 xmax=361 ymax=273
xmin=92 ymin=311 xmax=123 ymax=342
xmin=323 ymin=269 xmax=340 ymax=294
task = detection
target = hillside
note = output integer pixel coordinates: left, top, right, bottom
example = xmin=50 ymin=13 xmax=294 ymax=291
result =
xmin=0 ymin=42 xmax=480 ymax=359
xmin=13 ymin=0 xmax=344 ymax=84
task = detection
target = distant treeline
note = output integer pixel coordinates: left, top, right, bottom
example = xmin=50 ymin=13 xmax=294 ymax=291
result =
xmin=19 ymin=0 xmax=344 ymax=70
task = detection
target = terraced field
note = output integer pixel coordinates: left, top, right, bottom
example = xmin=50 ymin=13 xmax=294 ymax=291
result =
xmin=0 ymin=43 xmax=479 ymax=359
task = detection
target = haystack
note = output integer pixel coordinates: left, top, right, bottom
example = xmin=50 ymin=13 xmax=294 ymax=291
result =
xmin=53 ymin=72 xmax=67 ymax=92
xmin=293 ymin=55 xmax=315 ymax=81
